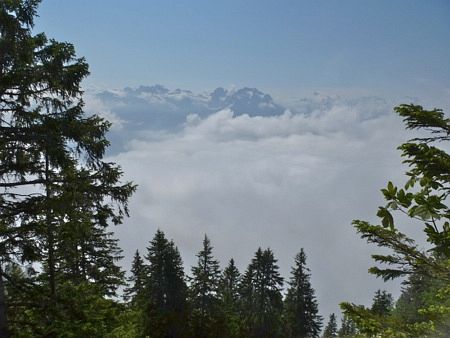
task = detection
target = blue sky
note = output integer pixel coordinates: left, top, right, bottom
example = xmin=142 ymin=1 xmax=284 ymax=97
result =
xmin=35 ymin=1 xmax=450 ymax=97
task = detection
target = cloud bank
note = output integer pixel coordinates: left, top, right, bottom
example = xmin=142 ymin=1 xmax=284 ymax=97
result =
xmin=102 ymin=89 xmax=420 ymax=319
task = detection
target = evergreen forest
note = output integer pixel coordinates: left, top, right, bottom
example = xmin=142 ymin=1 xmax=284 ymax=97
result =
xmin=1 ymin=1 xmax=449 ymax=337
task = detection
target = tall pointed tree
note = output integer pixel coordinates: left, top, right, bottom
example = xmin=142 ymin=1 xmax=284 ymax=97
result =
xmin=124 ymin=250 xmax=147 ymax=306
xmin=240 ymin=248 xmax=284 ymax=338
xmin=337 ymin=315 xmax=357 ymax=337
xmin=219 ymin=258 xmax=241 ymax=337
xmin=220 ymin=258 xmax=241 ymax=304
xmin=0 ymin=1 xmax=135 ymax=335
xmin=239 ymin=259 xmax=255 ymax=336
xmin=284 ymin=248 xmax=322 ymax=338
xmin=370 ymin=290 xmax=393 ymax=316
xmin=322 ymin=313 xmax=338 ymax=338
xmin=189 ymin=234 xmax=222 ymax=338
xmin=144 ymin=230 xmax=188 ymax=338
xmin=393 ymin=271 xmax=433 ymax=326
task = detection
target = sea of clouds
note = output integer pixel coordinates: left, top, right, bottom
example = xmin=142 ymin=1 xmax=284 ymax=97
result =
xmin=85 ymin=85 xmax=438 ymax=319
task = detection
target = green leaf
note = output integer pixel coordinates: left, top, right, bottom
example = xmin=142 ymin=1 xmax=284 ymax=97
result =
xmin=377 ymin=207 xmax=395 ymax=229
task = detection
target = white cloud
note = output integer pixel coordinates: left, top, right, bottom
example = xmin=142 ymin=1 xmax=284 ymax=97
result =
xmin=110 ymin=97 xmax=419 ymax=319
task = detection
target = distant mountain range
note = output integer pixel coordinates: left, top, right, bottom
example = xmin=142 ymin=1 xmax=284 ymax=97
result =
xmin=88 ymin=85 xmax=393 ymax=152
xmin=94 ymin=85 xmax=286 ymax=131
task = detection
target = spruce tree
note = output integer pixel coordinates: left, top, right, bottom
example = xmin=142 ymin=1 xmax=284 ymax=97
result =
xmin=0 ymin=1 xmax=135 ymax=335
xmin=221 ymin=258 xmax=241 ymax=302
xmin=239 ymin=260 xmax=255 ymax=336
xmin=221 ymin=258 xmax=241 ymax=303
xmin=219 ymin=258 xmax=241 ymax=337
xmin=337 ymin=315 xmax=357 ymax=337
xmin=143 ymin=230 xmax=188 ymax=338
xmin=189 ymin=234 xmax=222 ymax=338
xmin=370 ymin=290 xmax=393 ymax=316
xmin=240 ymin=248 xmax=284 ymax=338
xmin=393 ymin=271 xmax=431 ymax=325
xmin=322 ymin=313 xmax=338 ymax=338
xmin=284 ymin=248 xmax=322 ymax=338
xmin=124 ymin=250 xmax=147 ymax=305
xmin=55 ymin=211 xmax=125 ymax=296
